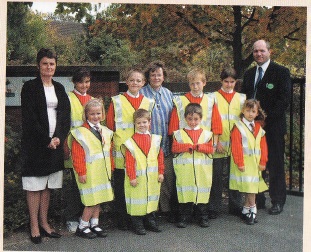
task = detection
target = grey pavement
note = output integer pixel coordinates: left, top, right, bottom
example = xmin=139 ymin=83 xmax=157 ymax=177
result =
xmin=3 ymin=194 xmax=303 ymax=252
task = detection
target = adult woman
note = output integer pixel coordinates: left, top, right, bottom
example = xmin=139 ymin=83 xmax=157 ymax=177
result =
xmin=21 ymin=48 xmax=70 ymax=244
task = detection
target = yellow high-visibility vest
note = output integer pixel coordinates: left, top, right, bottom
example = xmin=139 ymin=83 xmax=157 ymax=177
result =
xmin=212 ymin=91 xmax=245 ymax=158
xmin=64 ymin=92 xmax=93 ymax=168
xmin=112 ymin=94 xmax=154 ymax=169
xmin=173 ymin=129 xmax=213 ymax=204
xmin=173 ymin=94 xmax=214 ymax=130
xmin=229 ymin=121 xmax=268 ymax=193
xmin=71 ymin=126 xmax=114 ymax=206
xmin=123 ymin=134 xmax=162 ymax=216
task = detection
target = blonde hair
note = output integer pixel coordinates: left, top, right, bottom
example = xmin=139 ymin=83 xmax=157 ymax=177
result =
xmin=82 ymin=98 xmax=105 ymax=122
xmin=187 ymin=68 xmax=206 ymax=83
xmin=126 ymin=69 xmax=145 ymax=81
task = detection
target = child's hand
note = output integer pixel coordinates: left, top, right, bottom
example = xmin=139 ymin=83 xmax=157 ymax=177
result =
xmin=238 ymin=166 xmax=245 ymax=172
xmin=79 ymin=175 xmax=87 ymax=184
xmin=258 ymin=165 xmax=266 ymax=171
xmin=158 ymin=174 xmax=164 ymax=183
xmin=130 ymin=179 xmax=138 ymax=187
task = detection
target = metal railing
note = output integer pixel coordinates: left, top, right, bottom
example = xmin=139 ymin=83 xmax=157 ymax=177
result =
xmin=288 ymin=78 xmax=305 ymax=196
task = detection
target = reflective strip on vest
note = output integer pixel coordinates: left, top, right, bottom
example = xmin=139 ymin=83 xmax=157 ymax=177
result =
xmin=80 ymin=182 xmax=112 ymax=195
xmin=173 ymin=158 xmax=213 ymax=166
xmin=230 ymin=174 xmax=260 ymax=183
xmin=176 ymin=186 xmax=211 ymax=193
xmin=125 ymin=195 xmax=160 ymax=205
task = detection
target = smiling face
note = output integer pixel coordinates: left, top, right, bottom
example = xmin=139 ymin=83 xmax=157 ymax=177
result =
xmin=185 ymin=113 xmax=202 ymax=129
xmin=242 ymin=105 xmax=259 ymax=122
xmin=38 ymin=57 xmax=56 ymax=78
xmin=221 ymin=76 xmax=236 ymax=93
xmin=86 ymin=105 xmax=103 ymax=125
xmin=126 ymin=71 xmax=145 ymax=96
xmin=149 ymin=68 xmax=164 ymax=90
xmin=253 ymin=40 xmax=271 ymax=66
xmin=75 ymin=77 xmax=91 ymax=95
xmin=135 ymin=117 xmax=151 ymax=134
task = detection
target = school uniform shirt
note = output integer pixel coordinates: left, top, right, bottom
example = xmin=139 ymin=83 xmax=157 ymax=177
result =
xmin=230 ymin=119 xmax=268 ymax=168
xmin=168 ymin=92 xmax=222 ymax=136
xmin=125 ymin=132 xmax=165 ymax=180
xmin=71 ymin=122 xmax=114 ymax=176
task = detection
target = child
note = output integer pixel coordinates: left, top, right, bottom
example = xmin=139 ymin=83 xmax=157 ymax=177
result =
xmin=172 ymin=103 xmax=214 ymax=228
xmin=229 ymin=99 xmax=268 ymax=225
xmin=71 ymin=99 xmax=114 ymax=238
xmin=106 ymin=69 xmax=155 ymax=230
xmin=168 ymin=68 xmax=222 ymax=140
xmin=64 ymin=67 xmax=93 ymax=232
xmin=208 ymin=67 xmax=246 ymax=219
xmin=123 ymin=109 xmax=164 ymax=235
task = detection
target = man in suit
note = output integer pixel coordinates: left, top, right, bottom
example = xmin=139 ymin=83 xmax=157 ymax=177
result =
xmin=241 ymin=39 xmax=291 ymax=215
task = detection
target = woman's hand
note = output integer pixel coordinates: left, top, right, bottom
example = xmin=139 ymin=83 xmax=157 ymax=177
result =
xmin=48 ymin=137 xmax=60 ymax=149
xmin=258 ymin=165 xmax=266 ymax=171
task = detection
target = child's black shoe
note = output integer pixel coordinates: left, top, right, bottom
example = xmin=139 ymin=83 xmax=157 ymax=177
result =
xmin=75 ymin=227 xmax=97 ymax=239
xmin=90 ymin=225 xmax=107 ymax=237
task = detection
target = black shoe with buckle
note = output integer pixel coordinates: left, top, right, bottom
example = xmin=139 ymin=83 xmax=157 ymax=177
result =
xmin=90 ymin=225 xmax=108 ymax=238
xmin=245 ymin=212 xmax=255 ymax=225
xmin=75 ymin=227 xmax=97 ymax=239
xmin=269 ymin=203 xmax=283 ymax=215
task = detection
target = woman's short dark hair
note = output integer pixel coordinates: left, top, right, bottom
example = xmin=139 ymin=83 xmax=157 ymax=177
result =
xmin=72 ymin=67 xmax=91 ymax=83
xmin=36 ymin=48 xmax=57 ymax=65
xmin=144 ymin=60 xmax=167 ymax=82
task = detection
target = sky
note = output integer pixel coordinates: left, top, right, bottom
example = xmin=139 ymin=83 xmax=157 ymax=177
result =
xmin=31 ymin=2 xmax=58 ymax=13
xmin=31 ymin=2 xmax=109 ymax=14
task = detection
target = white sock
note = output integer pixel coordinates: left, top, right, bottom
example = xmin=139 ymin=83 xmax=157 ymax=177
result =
xmin=90 ymin=218 xmax=99 ymax=228
xmin=79 ymin=219 xmax=90 ymax=230
xmin=242 ymin=206 xmax=250 ymax=215
xmin=250 ymin=205 xmax=257 ymax=214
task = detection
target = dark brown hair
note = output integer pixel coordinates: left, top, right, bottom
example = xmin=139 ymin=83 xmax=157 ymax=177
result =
xmin=144 ymin=60 xmax=167 ymax=81
xmin=220 ymin=67 xmax=238 ymax=80
xmin=184 ymin=103 xmax=203 ymax=119
xmin=133 ymin=108 xmax=151 ymax=122
xmin=36 ymin=48 xmax=57 ymax=65
xmin=72 ymin=67 xmax=91 ymax=84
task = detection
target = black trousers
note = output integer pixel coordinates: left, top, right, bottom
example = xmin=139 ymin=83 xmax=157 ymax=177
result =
xmin=113 ymin=169 xmax=127 ymax=217
xmin=265 ymin=130 xmax=287 ymax=206
xmin=208 ymin=157 xmax=242 ymax=213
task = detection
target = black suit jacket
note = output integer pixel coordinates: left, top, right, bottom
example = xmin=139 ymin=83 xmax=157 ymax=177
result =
xmin=241 ymin=61 xmax=291 ymax=135
xmin=21 ymin=77 xmax=71 ymax=176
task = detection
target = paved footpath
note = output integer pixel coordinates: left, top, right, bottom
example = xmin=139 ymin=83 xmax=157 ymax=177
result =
xmin=3 ymin=195 xmax=303 ymax=252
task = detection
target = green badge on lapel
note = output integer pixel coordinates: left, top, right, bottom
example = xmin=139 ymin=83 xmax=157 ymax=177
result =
xmin=266 ymin=83 xmax=274 ymax=89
